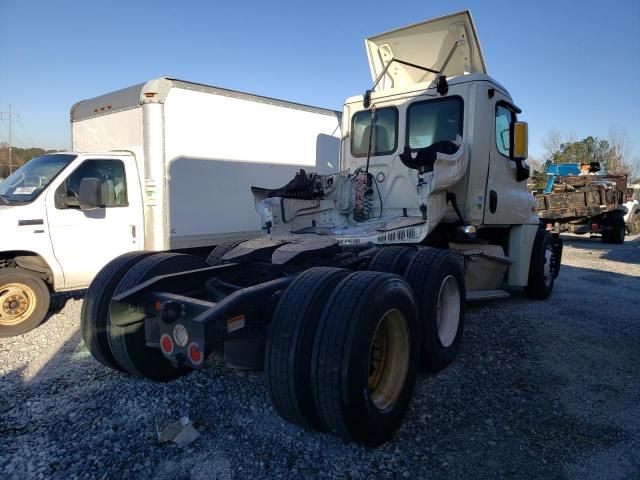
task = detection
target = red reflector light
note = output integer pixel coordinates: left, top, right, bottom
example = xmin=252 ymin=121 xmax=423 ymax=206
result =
xmin=160 ymin=334 xmax=174 ymax=355
xmin=591 ymin=223 xmax=599 ymax=231
xmin=188 ymin=343 xmax=203 ymax=365
xmin=155 ymin=300 xmax=162 ymax=313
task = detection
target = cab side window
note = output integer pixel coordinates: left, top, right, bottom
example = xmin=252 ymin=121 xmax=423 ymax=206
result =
xmin=56 ymin=159 xmax=127 ymax=208
xmin=495 ymin=105 xmax=513 ymax=157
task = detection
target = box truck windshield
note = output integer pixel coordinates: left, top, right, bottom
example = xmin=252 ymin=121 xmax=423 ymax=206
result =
xmin=0 ymin=154 xmax=76 ymax=204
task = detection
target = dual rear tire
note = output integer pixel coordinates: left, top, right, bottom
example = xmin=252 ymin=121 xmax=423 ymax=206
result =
xmin=81 ymin=252 xmax=208 ymax=381
xmin=266 ymin=247 xmax=466 ymax=445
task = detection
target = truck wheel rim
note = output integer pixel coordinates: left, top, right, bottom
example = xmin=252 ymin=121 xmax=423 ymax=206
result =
xmin=436 ymin=275 xmax=460 ymax=348
xmin=0 ymin=283 xmax=37 ymax=326
xmin=543 ymin=247 xmax=553 ymax=287
xmin=368 ymin=309 xmax=410 ymax=411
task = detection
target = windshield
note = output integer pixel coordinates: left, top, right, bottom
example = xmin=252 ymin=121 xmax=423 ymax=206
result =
xmin=350 ymin=107 xmax=399 ymax=157
xmin=0 ymin=154 xmax=76 ymax=204
xmin=407 ymin=96 xmax=463 ymax=149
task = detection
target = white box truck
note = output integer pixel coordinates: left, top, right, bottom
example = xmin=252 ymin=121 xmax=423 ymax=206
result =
xmin=0 ymin=77 xmax=341 ymax=336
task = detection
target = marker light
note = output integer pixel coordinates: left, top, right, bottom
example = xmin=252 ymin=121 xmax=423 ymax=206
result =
xmin=173 ymin=324 xmax=189 ymax=347
xmin=188 ymin=343 xmax=203 ymax=366
xmin=160 ymin=334 xmax=174 ymax=355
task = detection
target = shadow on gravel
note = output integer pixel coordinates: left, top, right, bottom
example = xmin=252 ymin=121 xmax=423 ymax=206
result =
xmin=38 ymin=290 xmax=87 ymax=330
xmin=0 ymin=265 xmax=638 ymax=480
xmin=561 ymin=234 xmax=640 ymax=265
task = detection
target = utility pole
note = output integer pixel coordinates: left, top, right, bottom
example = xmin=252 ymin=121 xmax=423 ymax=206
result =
xmin=1 ymin=104 xmax=19 ymax=175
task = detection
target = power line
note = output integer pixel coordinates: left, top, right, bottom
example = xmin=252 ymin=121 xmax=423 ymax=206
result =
xmin=17 ymin=118 xmax=37 ymax=146
xmin=1 ymin=119 xmax=27 ymax=147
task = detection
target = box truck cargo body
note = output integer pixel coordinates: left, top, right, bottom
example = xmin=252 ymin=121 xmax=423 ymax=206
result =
xmin=0 ymin=77 xmax=341 ymax=336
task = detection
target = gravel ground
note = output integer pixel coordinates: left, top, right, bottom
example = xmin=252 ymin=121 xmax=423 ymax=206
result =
xmin=1 ymin=234 xmax=639 ymax=479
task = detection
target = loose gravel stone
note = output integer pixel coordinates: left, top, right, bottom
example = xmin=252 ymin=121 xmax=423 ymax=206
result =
xmin=0 ymin=234 xmax=638 ymax=479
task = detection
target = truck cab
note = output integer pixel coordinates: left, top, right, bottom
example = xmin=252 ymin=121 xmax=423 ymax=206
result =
xmin=0 ymin=151 xmax=143 ymax=336
xmin=255 ymin=11 xmax=542 ymax=288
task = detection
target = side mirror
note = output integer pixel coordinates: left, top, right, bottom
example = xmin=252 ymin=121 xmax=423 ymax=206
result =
xmin=78 ymin=177 xmax=102 ymax=210
xmin=511 ymin=121 xmax=528 ymax=160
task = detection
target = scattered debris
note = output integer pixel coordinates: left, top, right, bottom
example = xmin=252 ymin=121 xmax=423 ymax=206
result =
xmin=157 ymin=416 xmax=200 ymax=446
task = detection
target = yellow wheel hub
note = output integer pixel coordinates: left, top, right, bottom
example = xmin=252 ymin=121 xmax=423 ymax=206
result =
xmin=0 ymin=283 xmax=37 ymax=326
xmin=368 ymin=309 xmax=410 ymax=411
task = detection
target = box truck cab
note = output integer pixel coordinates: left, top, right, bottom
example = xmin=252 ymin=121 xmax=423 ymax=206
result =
xmin=0 ymin=78 xmax=341 ymax=337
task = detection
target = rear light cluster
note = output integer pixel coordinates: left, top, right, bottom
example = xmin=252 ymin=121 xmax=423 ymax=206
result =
xmin=159 ymin=323 xmax=204 ymax=366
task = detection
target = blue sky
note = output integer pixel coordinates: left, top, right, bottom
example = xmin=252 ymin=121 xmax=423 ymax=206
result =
xmin=0 ymin=0 xmax=638 ymax=161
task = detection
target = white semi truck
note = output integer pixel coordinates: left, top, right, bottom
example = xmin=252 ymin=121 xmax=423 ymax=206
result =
xmin=83 ymin=11 xmax=563 ymax=446
xmin=0 ymin=78 xmax=340 ymax=336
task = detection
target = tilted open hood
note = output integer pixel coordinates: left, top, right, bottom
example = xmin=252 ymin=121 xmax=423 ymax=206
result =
xmin=365 ymin=10 xmax=486 ymax=91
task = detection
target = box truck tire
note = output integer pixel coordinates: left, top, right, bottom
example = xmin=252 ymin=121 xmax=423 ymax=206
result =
xmin=81 ymin=251 xmax=154 ymax=371
xmin=107 ymin=253 xmax=208 ymax=381
xmin=311 ymin=272 xmax=419 ymax=446
xmin=0 ymin=268 xmax=50 ymax=338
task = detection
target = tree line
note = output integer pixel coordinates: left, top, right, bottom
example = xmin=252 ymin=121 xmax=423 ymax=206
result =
xmin=528 ymin=128 xmax=639 ymax=190
xmin=0 ymin=143 xmax=60 ymax=178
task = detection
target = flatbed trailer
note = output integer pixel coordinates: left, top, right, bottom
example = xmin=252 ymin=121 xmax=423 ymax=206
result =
xmin=534 ymin=174 xmax=628 ymax=243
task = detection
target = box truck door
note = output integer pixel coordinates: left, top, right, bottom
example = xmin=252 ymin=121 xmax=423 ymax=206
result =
xmin=45 ymin=155 xmax=143 ymax=289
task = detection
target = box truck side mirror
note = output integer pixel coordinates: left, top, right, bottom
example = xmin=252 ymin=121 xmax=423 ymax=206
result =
xmin=78 ymin=177 xmax=102 ymax=210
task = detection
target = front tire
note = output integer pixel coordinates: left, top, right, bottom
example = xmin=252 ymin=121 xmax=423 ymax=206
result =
xmin=311 ymin=271 xmax=419 ymax=446
xmin=525 ymin=230 xmax=557 ymax=300
xmin=0 ymin=268 xmax=50 ymax=338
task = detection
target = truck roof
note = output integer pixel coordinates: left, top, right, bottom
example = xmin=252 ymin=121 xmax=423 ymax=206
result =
xmin=70 ymin=77 xmax=342 ymax=123
xmin=344 ymin=72 xmax=510 ymax=105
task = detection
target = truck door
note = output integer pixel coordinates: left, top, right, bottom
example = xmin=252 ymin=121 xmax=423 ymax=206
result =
xmin=45 ymin=155 xmax=144 ymax=289
xmin=483 ymin=94 xmax=535 ymax=225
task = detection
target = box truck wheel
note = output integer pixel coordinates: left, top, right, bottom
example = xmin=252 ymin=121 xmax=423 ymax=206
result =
xmin=525 ymin=230 xmax=558 ymax=300
xmin=311 ymin=271 xmax=419 ymax=446
xmin=404 ymin=249 xmax=465 ymax=372
xmin=108 ymin=253 xmax=208 ymax=381
xmin=206 ymin=239 xmax=248 ymax=266
xmin=81 ymin=251 xmax=154 ymax=372
xmin=266 ymin=267 xmax=350 ymax=432
xmin=367 ymin=246 xmax=417 ymax=275
xmin=0 ymin=268 xmax=50 ymax=337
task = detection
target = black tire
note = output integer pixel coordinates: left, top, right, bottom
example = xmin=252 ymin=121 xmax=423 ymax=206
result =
xmin=265 ymin=267 xmax=350 ymax=432
xmin=311 ymin=271 xmax=419 ymax=446
xmin=367 ymin=246 xmax=417 ymax=275
xmin=108 ymin=253 xmax=208 ymax=381
xmin=404 ymin=248 xmax=465 ymax=372
xmin=609 ymin=216 xmax=626 ymax=244
xmin=602 ymin=215 xmax=626 ymax=244
xmin=525 ymin=230 xmax=557 ymax=300
xmin=206 ymin=239 xmax=248 ymax=266
xmin=80 ymin=251 xmax=153 ymax=372
xmin=0 ymin=268 xmax=50 ymax=338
